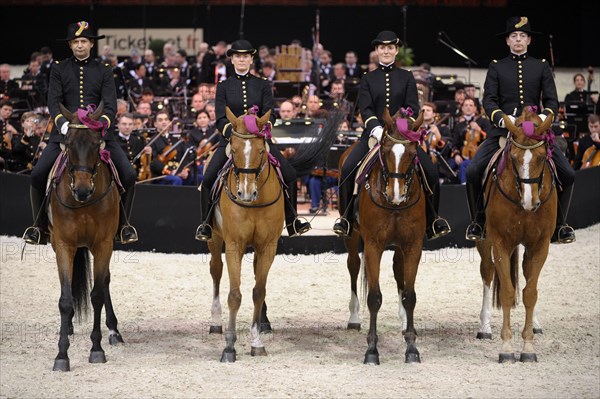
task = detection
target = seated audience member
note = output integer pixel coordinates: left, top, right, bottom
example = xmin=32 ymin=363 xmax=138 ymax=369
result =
xmin=573 ymin=114 xmax=600 ymax=170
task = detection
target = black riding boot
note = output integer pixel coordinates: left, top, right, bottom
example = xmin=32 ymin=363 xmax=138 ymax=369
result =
xmin=551 ymin=184 xmax=576 ymax=244
xmin=425 ymin=184 xmax=451 ymax=240
xmin=195 ymin=187 xmax=214 ymax=241
xmin=116 ymin=186 xmax=138 ymax=244
xmin=465 ymin=182 xmax=485 ymax=241
xmin=333 ymin=178 xmax=354 ymax=237
xmin=22 ymin=186 xmax=50 ymax=245
xmin=285 ymin=183 xmax=311 ymax=237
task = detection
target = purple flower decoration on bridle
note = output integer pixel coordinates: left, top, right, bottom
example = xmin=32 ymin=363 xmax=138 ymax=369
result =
xmin=241 ymin=105 xmax=279 ymax=167
xmin=76 ymin=104 xmax=111 ymax=163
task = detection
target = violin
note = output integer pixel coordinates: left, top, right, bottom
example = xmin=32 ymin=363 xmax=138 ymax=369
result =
xmin=581 ymin=144 xmax=600 ymax=169
xmin=196 ymin=131 xmax=219 ymax=160
xmin=461 ymin=118 xmax=485 ymax=160
xmin=421 ymin=123 xmax=445 ymax=163
xmin=137 ymin=151 xmax=152 ymax=181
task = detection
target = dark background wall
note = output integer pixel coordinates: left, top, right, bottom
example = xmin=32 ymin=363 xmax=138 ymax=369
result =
xmin=0 ymin=1 xmax=596 ymax=68
xmin=2 ymin=167 xmax=598 ymax=254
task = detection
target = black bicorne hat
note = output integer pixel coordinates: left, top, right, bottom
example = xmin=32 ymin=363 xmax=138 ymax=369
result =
xmin=59 ymin=21 xmax=105 ymax=41
xmin=226 ymin=40 xmax=256 ymax=57
xmin=495 ymin=16 xmax=542 ymax=38
xmin=371 ymin=31 xmax=403 ymax=48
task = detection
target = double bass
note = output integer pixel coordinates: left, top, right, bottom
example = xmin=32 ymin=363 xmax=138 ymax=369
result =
xmin=581 ymin=142 xmax=600 ymax=169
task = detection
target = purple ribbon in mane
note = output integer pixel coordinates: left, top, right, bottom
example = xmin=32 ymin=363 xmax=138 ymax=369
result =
xmin=75 ymin=104 xmax=111 ymax=163
xmin=240 ymin=105 xmax=279 ymax=167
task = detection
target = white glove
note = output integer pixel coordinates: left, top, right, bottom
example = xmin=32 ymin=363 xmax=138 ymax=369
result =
xmin=370 ymin=126 xmax=383 ymax=143
xmin=498 ymin=115 xmax=516 ymax=128
xmin=60 ymin=121 xmax=69 ymax=135
xmin=538 ymin=113 xmax=547 ymax=122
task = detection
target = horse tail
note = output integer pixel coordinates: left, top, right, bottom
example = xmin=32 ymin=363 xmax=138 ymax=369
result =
xmin=492 ymin=247 xmax=521 ymax=309
xmin=72 ymin=247 xmax=91 ymax=321
xmin=287 ymin=111 xmax=345 ymax=176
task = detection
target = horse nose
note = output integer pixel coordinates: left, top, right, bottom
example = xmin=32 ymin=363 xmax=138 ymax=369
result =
xmin=74 ymin=187 xmax=93 ymax=202
xmin=252 ymin=190 xmax=258 ymax=201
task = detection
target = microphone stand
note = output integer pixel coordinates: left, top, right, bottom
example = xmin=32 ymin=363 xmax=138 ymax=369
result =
xmin=437 ymin=33 xmax=478 ymax=83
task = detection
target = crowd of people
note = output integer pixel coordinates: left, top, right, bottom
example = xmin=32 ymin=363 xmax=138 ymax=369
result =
xmin=1 ymin=17 xmax=597 ymax=246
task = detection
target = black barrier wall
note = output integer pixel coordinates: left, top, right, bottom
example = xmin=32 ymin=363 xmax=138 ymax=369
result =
xmin=1 ymin=169 xmax=599 ymax=254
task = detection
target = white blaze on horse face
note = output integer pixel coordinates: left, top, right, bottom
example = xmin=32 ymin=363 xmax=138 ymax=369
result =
xmin=391 ymin=144 xmax=406 ymax=204
xmin=241 ymin=139 xmax=252 ymax=197
xmin=520 ymin=149 xmax=535 ymax=210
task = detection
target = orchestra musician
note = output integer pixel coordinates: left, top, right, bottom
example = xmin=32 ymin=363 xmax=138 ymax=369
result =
xmin=149 ymin=109 xmax=191 ymax=185
xmin=115 ymin=113 xmax=146 ymax=173
xmin=450 ymin=97 xmax=490 ymax=183
xmin=10 ymin=111 xmax=42 ymax=172
xmin=573 ymin=114 xmax=600 ymax=170
xmin=0 ymin=99 xmax=17 ymax=171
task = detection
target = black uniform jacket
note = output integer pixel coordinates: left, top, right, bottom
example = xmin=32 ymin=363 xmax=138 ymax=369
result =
xmin=215 ymin=73 xmax=276 ymax=139
xmin=483 ymin=53 xmax=558 ymax=137
xmin=48 ymin=56 xmax=117 ymax=143
xmin=358 ymin=64 xmax=420 ymax=140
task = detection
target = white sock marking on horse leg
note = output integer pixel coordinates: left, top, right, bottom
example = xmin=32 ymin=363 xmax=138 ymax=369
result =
xmin=521 ymin=150 xmax=534 ymax=210
xmin=479 ymin=280 xmax=493 ymax=334
xmin=398 ymin=288 xmax=407 ymax=331
xmin=251 ymin=323 xmax=264 ymax=348
xmin=532 ymin=304 xmax=542 ymax=330
xmin=348 ymin=291 xmax=360 ymax=324
xmin=211 ymin=296 xmax=222 ymax=327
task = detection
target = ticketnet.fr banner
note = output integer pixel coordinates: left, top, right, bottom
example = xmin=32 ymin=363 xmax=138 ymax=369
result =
xmin=98 ymin=28 xmax=204 ymax=57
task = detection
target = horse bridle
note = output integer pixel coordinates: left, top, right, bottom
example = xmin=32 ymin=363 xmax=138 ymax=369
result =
xmin=494 ymin=134 xmax=554 ymax=209
xmin=223 ymin=129 xmax=281 ymax=208
xmin=366 ymin=131 xmax=420 ymax=211
xmin=56 ymin=123 xmax=113 ymax=208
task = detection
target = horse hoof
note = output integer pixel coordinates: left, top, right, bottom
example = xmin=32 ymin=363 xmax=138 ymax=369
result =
xmin=89 ymin=351 xmax=107 ymax=364
xmin=520 ymin=352 xmax=538 ymax=363
xmin=405 ymin=350 xmax=421 ymax=363
xmin=533 ymin=328 xmax=543 ymax=334
xmin=476 ymin=332 xmax=492 ymax=340
xmin=251 ymin=346 xmax=267 ymax=357
xmin=52 ymin=358 xmax=70 ymax=372
xmin=498 ymin=353 xmax=516 ymax=363
xmin=363 ymin=351 xmax=380 ymax=365
xmin=220 ymin=349 xmax=236 ymax=363
xmin=109 ymin=333 xmax=125 ymax=345
xmin=347 ymin=323 xmax=361 ymax=331
xmin=209 ymin=325 xmax=223 ymax=334
xmin=260 ymin=323 xmax=273 ymax=334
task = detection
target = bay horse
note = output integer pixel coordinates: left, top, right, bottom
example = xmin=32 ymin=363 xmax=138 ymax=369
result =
xmin=341 ymin=108 xmax=427 ymax=364
xmin=48 ymin=103 xmax=124 ymax=371
xmin=476 ymin=107 xmax=556 ymax=363
xmin=207 ymin=107 xmax=341 ymax=362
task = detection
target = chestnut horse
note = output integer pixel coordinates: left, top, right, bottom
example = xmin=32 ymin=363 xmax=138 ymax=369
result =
xmin=48 ymin=103 xmax=124 ymax=371
xmin=207 ymin=107 xmax=285 ymax=362
xmin=341 ymin=108 xmax=426 ymax=364
xmin=476 ymin=107 xmax=557 ymax=363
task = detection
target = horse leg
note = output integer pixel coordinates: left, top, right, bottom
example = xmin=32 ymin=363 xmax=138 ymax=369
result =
xmin=493 ymin=244 xmax=517 ymax=363
xmin=519 ymin=245 xmax=548 ymax=362
xmin=363 ymin=242 xmax=384 ymax=365
xmin=253 ymin=254 xmax=272 ymax=333
xmin=392 ymin=249 xmax=407 ymax=332
xmin=208 ymin=236 xmax=224 ymax=334
xmin=477 ymin=240 xmax=494 ymax=339
xmin=345 ymin=232 xmax=361 ymax=330
xmin=399 ymin=245 xmax=422 ymax=363
xmin=53 ymin=245 xmax=77 ymax=372
xmin=103 ymin=271 xmax=124 ymax=345
xmin=532 ymin=305 xmax=543 ymax=334
xmin=221 ymin=242 xmax=244 ymax=363
xmin=89 ymin=243 xmax=115 ymax=363
xmin=250 ymin=244 xmax=277 ymax=357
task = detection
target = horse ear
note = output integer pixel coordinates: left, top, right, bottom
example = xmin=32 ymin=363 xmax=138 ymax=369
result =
xmin=225 ymin=106 xmax=238 ymax=130
xmin=59 ymin=103 xmax=73 ymax=122
xmin=90 ymin=101 xmax=104 ymax=120
xmin=412 ymin=109 xmax=425 ymax=130
xmin=503 ymin=114 xmax=518 ymax=134
xmin=536 ymin=112 xmax=553 ymax=135
xmin=257 ymin=109 xmax=272 ymax=129
xmin=383 ymin=107 xmax=394 ymax=128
